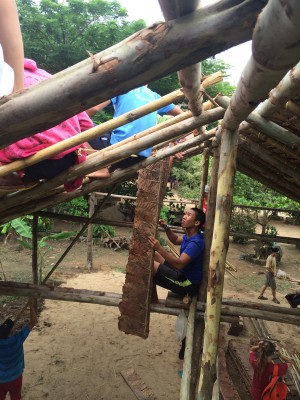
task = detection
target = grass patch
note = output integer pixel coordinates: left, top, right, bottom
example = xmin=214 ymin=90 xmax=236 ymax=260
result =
xmin=111 ymin=265 xmax=126 ymax=274
xmin=238 ymin=275 xmax=293 ymax=292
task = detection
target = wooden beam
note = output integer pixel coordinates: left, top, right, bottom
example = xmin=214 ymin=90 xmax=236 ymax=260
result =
xmin=1 ymin=282 xmax=299 ymax=325
xmin=0 ymin=0 xmax=266 ymax=147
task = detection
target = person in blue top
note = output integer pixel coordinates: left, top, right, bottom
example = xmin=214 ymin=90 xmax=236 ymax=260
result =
xmin=0 ymin=299 xmax=37 ymax=400
xmin=148 ymin=207 xmax=205 ymax=297
xmin=86 ymin=85 xmax=184 ymax=178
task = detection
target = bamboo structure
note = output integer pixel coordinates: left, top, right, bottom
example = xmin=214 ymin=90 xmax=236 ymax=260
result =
xmin=0 ymin=0 xmax=265 ymax=148
xmin=199 ymin=1 xmax=300 ymax=398
xmin=1 ymin=0 xmax=300 ymax=398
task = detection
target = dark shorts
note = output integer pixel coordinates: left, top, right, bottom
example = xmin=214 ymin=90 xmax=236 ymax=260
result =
xmin=265 ymin=271 xmax=276 ymax=290
xmin=109 ymin=155 xmax=146 ymax=172
xmin=154 ymin=263 xmax=200 ymax=296
xmin=0 ymin=374 xmax=22 ymax=400
xmin=88 ymin=132 xmax=111 ymax=151
xmin=24 ymin=151 xmax=77 ymax=181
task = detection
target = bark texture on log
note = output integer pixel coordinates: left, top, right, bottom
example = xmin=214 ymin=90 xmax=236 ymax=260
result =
xmin=0 ymin=0 xmax=266 ymax=148
xmin=118 ymin=159 xmax=170 ymax=338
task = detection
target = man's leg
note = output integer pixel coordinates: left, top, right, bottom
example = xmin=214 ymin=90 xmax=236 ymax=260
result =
xmin=258 ymin=285 xmax=268 ymax=300
xmin=272 ymin=288 xmax=280 ymax=304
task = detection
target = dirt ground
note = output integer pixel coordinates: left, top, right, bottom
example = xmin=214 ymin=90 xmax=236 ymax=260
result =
xmin=0 ymin=219 xmax=299 ymax=400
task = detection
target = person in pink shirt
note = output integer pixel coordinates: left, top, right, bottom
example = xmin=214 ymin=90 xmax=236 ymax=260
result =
xmin=0 ymin=58 xmax=94 ymax=192
xmin=249 ymin=339 xmax=291 ymax=400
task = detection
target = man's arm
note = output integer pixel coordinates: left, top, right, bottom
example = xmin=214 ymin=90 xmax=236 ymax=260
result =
xmin=86 ymin=100 xmax=111 ymax=117
xmin=158 ymin=219 xmax=182 ymax=245
xmin=0 ymin=0 xmax=24 ymax=92
xmin=148 ymin=236 xmax=191 ymax=270
xmin=167 ymin=105 xmax=184 ymax=116
xmin=28 ymin=299 xmax=38 ymax=331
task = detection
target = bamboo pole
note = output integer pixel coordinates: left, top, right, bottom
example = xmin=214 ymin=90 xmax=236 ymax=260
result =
xmin=32 ymin=214 xmax=39 ymax=286
xmin=0 ymin=73 xmax=220 ymax=179
xmin=42 ymin=187 xmax=116 ymax=284
xmin=180 ymin=297 xmax=197 ymax=400
xmin=215 ymin=94 xmax=300 ymax=152
xmin=0 ymin=109 xmax=222 ymax=216
xmin=257 ymin=62 xmax=300 ymax=118
xmin=286 ymin=100 xmax=300 ymax=118
xmin=198 ymin=149 xmax=209 ymax=208
xmin=0 ymin=0 xmax=265 ymax=148
xmin=0 ymin=132 xmax=215 ymax=224
xmin=86 ymin=193 xmax=96 ymax=271
xmin=0 ymin=90 xmax=185 ymax=177
xmin=1 ymin=282 xmax=299 ymax=325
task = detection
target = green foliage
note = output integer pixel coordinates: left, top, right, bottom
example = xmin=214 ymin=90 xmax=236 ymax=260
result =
xmin=265 ymin=224 xmax=278 ymax=237
xmin=56 ymin=197 xmax=89 ymax=216
xmin=159 ymin=205 xmax=170 ymax=222
xmin=230 ymin=210 xmax=257 ymax=244
xmin=114 ymin=180 xmax=137 ymax=197
xmin=172 ymin=154 xmax=203 ymax=199
xmin=157 ymin=232 xmax=167 ymax=247
xmin=233 ymin=171 xmax=300 ymax=210
xmin=18 ymin=0 xmax=146 ymax=73
xmin=2 ymin=216 xmax=76 ymax=282
xmin=93 ymin=224 xmax=115 ymax=238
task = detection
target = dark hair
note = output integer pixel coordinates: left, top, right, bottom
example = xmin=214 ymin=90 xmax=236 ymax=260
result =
xmin=0 ymin=318 xmax=14 ymax=339
xmin=257 ymin=341 xmax=276 ymax=376
xmin=191 ymin=207 xmax=206 ymax=228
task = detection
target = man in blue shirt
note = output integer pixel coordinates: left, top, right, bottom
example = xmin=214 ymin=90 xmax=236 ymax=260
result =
xmin=148 ymin=208 xmax=205 ymax=297
xmin=0 ymin=299 xmax=37 ymax=400
xmin=86 ymin=86 xmax=184 ymax=177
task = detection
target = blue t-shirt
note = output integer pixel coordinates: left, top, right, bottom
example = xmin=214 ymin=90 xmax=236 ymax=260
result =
xmin=110 ymin=86 xmax=175 ymax=157
xmin=0 ymin=325 xmax=30 ymax=383
xmin=180 ymin=233 xmax=204 ymax=284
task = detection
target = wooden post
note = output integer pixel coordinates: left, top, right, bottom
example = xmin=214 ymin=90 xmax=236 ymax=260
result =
xmin=198 ymin=149 xmax=210 ymax=209
xmin=86 ymin=193 xmax=96 ymax=271
xmin=32 ymin=214 xmax=39 ymax=311
xmin=189 ymin=146 xmax=219 ymax=399
xmin=118 ymin=159 xmax=170 ymax=338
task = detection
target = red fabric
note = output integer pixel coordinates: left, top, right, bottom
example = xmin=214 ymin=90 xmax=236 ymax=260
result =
xmin=249 ymin=351 xmax=288 ymax=400
xmin=0 ymin=374 xmax=22 ymax=400
xmin=202 ymin=197 xmax=208 ymax=213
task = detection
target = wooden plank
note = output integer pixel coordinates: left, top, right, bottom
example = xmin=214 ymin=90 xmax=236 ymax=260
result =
xmin=120 ymin=368 xmax=157 ymax=400
xmin=118 ymin=159 xmax=170 ymax=338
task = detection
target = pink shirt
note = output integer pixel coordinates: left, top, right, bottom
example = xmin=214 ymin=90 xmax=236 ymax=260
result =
xmin=249 ymin=351 xmax=288 ymax=400
xmin=0 ymin=59 xmax=94 ymax=191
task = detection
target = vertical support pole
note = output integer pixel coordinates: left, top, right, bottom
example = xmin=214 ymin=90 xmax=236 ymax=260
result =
xmin=198 ymin=129 xmax=238 ymax=399
xmin=198 ymin=149 xmax=210 ymax=209
xmin=189 ymin=146 xmax=220 ymax=399
xmin=87 ymin=193 xmax=96 ymax=271
xmin=32 ymin=214 xmax=39 ymax=311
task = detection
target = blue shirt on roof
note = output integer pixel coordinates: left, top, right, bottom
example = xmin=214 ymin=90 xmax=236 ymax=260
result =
xmin=110 ymin=86 xmax=175 ymax=157
xmin=180 ymin=232 xmax=204 ymax=284
xmin=0 ymin=325 xmax=30 ymax=383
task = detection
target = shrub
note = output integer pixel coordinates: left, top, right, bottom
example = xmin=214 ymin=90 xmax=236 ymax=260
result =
xmin=230 ymin=211 xmax=256 ymax=244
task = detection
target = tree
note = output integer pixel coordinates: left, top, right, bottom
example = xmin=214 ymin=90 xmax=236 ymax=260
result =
xmin=18 ymin=0 xmax=146 ymax=73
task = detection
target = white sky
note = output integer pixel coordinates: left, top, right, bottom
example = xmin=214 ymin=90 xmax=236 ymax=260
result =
xmin=116 ymin=0 xmax=252 ymax=85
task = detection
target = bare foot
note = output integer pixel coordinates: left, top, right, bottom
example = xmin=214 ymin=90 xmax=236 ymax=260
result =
xmin=86 ymin=168 xmax=110 ymax=179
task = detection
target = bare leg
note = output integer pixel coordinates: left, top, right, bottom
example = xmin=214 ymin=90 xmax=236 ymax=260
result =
xmin=86 ymin=168 xmax=110 ymax=179
xmin=152 ymin=260 xmax=160 ymax=276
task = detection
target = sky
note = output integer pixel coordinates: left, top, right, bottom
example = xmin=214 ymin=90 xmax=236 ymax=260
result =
xmin=116 ymin=0 xmax=252 ymax=85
